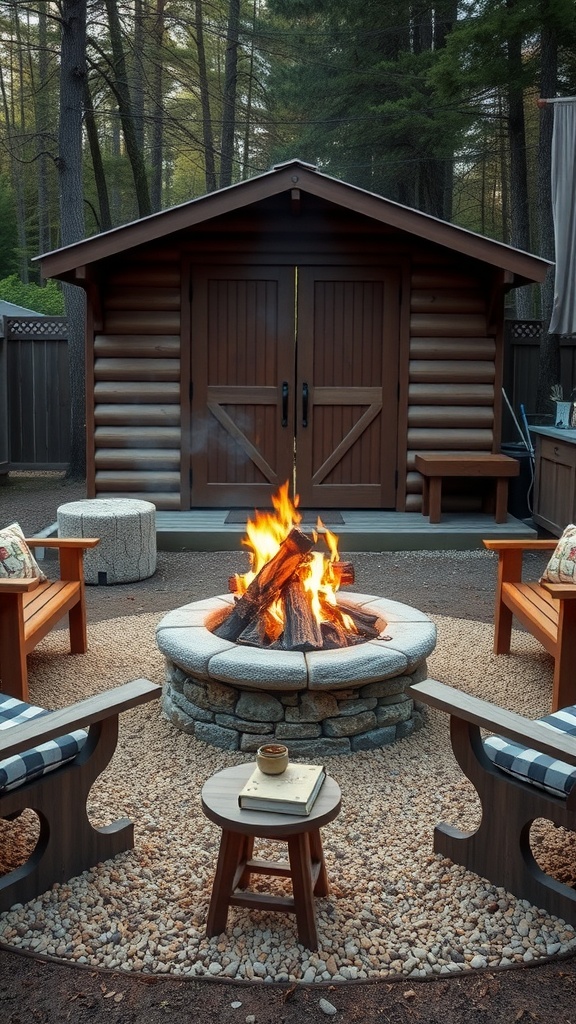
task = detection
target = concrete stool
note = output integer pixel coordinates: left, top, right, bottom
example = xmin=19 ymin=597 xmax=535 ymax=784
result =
xmin=57 ymin=498 xmax=157 ymax=585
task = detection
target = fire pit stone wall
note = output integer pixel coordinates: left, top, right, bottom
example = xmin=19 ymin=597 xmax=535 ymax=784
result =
xmin=156 ymin=594 xmax=437 ymax=756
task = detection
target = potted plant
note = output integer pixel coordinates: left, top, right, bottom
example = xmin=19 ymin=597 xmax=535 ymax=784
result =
xmin=550 ymin=384 xmax=576 ymax=428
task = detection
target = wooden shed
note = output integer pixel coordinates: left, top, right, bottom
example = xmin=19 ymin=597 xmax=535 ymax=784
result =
xmin=38 ymin=159 xmax=550 ymax=513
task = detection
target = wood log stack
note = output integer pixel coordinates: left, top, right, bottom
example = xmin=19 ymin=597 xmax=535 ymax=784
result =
xmin=213 ymin=527 xmax=380 ymax=651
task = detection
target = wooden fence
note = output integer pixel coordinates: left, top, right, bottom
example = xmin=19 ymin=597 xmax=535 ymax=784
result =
xmin=1 ymin=316 xmax=70 ymax=470
xmin=1 ymin=316 xmax=574 ymax=472
xmin=502 ymin=320 xmax=576 ymax=441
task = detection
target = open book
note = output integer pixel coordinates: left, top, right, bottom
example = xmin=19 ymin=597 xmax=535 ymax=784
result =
xmin=238 ymin=763 xmax=326 ymax=816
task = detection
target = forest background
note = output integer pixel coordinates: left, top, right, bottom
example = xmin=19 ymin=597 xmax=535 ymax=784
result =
xmin=0 ymin=0 xmax=575 ymax=473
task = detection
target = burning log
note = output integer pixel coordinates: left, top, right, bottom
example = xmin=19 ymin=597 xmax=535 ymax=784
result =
xmin=337 ymin=602 xmax=381 ymax=638
xmin=280 ymin=579 xmax=324 ymax=651
xmin=320 ymin=620 xmax=350 ymax=649
xmin=213 ymin=527 xmax=314 ymax=643
xmin=228 ymin=560 xmax=355 ymax=594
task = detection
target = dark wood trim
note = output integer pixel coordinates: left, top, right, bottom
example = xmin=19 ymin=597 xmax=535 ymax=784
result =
xmin=38 ymin=162 xmax=550 ymax=285
xmin=396 ymin=260 xmax=412 ymax=511
xmin=85 ymin=289 xmax=96 ymax=497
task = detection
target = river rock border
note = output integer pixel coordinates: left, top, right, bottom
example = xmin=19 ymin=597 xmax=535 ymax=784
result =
xmin=156 ymin=593 xmax=437 ymax=757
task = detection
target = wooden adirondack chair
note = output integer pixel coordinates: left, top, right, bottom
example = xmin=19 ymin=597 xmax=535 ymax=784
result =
xmin=0 ymin=678 xmax=161 ymax=911
xmin=410 ymin=678 xmax=576 ymax=927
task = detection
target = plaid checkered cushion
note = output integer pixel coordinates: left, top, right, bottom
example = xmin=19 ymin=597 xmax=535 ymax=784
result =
xmin=484 ymin=705 xmax=576 ymax=797
xmin=0 ymin=693 xmax=87 ymax=793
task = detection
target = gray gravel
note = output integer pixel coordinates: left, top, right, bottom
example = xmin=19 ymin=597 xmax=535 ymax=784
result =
xmin=1 ymin=472 xmax=569 ymax=983
xmin=0 ymin=606 xmax=574 ymax=982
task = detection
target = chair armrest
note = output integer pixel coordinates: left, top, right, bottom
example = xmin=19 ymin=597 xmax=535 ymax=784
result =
xmin=0 ymin=578 xmax=41 ymax=594
xmin=540 ymin=582 xmax=576 ymax=600
xmin=483 ymin=539 xmax=558 ymax=553
xmin=26 ymin=537 xmax=99 ymax=582
xmin=0 ymin=678 xmax=161 ymax=760
xmin=409 ymin=678 xmax=576 ymax=767
xmin=26 ymin=538 xmax=100 ymax=550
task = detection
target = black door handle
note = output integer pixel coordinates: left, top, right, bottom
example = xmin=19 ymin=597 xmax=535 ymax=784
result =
xmin=281 ymin=381 xmax=289 ymax=427
xmin=302 ymin=382 xmax=309 ymax=427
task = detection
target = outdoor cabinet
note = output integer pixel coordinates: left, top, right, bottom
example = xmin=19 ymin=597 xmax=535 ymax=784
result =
xmin=532 ymin=428 xmax=576 ymax=536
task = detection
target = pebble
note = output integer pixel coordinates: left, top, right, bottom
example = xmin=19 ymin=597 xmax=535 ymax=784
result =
xmin=319 ymin=997 xmax=338 ymax=1015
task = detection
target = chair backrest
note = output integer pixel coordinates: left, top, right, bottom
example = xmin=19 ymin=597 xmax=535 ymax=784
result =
xmin=0 ymin=693 xmax=87 ymax=793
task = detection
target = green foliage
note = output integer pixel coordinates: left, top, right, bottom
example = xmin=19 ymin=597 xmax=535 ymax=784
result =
xmin=260 ymin=0 xmax=464 ymax=217
xmin=0 ymin=275 xmax=65 ymax=315
xmin=0 ymin=175 xmax=18 ymax=278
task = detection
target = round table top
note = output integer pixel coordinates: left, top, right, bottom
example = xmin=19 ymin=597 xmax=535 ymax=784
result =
xmin=201 ymin=763 xmax=341 ymax=838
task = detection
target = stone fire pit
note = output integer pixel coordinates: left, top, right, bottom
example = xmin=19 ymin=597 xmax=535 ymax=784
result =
xmin=156 ymin=593 xmax=436 ymax=757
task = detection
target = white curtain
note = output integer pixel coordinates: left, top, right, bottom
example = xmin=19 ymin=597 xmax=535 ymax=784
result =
xmin=549 ymin=101 xmax=576 ymax=336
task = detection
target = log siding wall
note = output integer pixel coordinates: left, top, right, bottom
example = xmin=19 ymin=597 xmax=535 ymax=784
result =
xmin=91 ymin=256 xmax=183 ymax=509
xmin=403 ymin=263 xmax=496 ymax=512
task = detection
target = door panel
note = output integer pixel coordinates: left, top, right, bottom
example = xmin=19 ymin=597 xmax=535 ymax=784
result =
xmin=295 ymin=267 xmax=400 ymax=507
xmin=190 ymin=263 xmax=400 ymax=509
xmin=190 ymin=266 xmax=295 ymax=506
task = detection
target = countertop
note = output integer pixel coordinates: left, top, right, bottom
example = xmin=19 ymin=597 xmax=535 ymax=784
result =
xmin=529 ymin=425 xmax=576 ymax=442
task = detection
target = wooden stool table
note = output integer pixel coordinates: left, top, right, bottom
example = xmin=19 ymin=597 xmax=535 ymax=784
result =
xmin=201 ymin=764 xmax=341 ymax=949
xmin=414 ymin=453 xmax=520 ymax=523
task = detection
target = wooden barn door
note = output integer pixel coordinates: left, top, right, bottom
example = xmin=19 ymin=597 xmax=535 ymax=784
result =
xmin=189 ymin=263 xmax=400 ymax=508
xmin=295 ymin=266 xmax=400 ymax=508
xmin=190 ymin=265 xmax=296 ymax=507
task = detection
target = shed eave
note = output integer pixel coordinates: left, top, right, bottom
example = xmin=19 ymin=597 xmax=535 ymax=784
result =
xmin=35 ymin=158 xmax=551 ymax=286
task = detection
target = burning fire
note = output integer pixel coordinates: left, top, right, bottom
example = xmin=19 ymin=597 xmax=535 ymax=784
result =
xmin=233 ymin=481 xmax=355 ymax=635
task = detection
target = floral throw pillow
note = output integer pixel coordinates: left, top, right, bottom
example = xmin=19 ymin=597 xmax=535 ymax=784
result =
xmin=540 ymin=524 xmax=576 ymax=584
xmin=0 ymin=522 xmax=47 ymax=581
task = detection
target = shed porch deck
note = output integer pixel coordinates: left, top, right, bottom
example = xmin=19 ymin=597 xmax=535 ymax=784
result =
xmin=154 ymin=511 xmax=537 ymax=552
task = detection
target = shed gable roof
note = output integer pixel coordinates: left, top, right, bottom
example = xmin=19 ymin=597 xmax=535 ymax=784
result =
xmin=37 ymin=159 xmax=550 ymax=286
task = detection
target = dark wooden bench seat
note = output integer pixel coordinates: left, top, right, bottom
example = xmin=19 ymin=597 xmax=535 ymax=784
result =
xmin=483 ymin=538 xmax=576 ymax=711
xmin=415 ymin=453 xmax=520 ymax=522
xmin=410 ymin=678 xmax=576 ymax=927
xmin=0 ymin=537 xmax=99 ymax=702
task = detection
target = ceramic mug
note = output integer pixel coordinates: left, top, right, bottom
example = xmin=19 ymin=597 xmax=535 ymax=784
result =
xmin=256 ymin=743 xmax=289 ymax=774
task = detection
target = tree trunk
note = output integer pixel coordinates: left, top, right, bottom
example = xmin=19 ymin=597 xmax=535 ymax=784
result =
xmin=36 ymin=1 xmax=51 ymax=263
xmin=536 ymin=21 xmax=561 ymax=414
xmin=131 ymin=0 xmax=146 ymax=153
xmin=220 ymin=0 xmax=240 ymax=188
xmin=195 ymin=0 xmax=217 ymax=192
xmin=104 ymin=0 xmax=151 ymax=217
xmin=150 ymin=0 xmax=166 ymax=211
xmin=84 ymin=80 xmax=112 ymax=231
xmin=506 ymin=2 xmax=532 ymax=318
xmin=0 ymin=28 xmax=29 ymax=283
xmin=58 ymin=0 xmax=88 ymax=479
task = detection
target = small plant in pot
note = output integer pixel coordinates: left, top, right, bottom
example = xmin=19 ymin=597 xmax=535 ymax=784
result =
xmin=550 ymin=384 xmax=576 ymax=428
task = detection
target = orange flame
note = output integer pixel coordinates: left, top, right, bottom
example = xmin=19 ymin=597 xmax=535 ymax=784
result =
xmin=234 ymin=481 xmax=355 ymax=633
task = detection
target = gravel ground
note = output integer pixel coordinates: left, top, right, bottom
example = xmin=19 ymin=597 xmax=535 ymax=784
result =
xmin=1 ymin=471 xmax=575 ymax=990
xmin=0 ymin=611 xmax=575 ymax=984
xmin=3 ymin=468 xmax=573 ymax=1024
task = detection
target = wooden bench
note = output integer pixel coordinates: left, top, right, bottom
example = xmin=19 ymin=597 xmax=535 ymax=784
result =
xmin=0 ymin=677 xmax=161 ymax=911
xmin=415 ymin=453 xmax=520 ymax=523
xmin=0 ymin=537 xmax=99 ymax=702
xmin=483 ymin=538 xmax=576 ymax=711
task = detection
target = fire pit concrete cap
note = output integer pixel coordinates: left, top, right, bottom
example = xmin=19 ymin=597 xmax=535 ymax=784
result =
xmin=156 ymin=594 xmax=437 ymax=693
